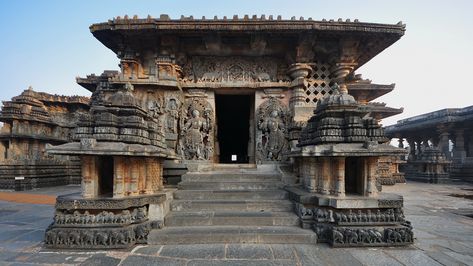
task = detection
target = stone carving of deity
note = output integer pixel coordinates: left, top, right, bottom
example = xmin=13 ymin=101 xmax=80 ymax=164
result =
xmin=165 ymin=98 xmax=179 ymax=134
xmin=182 ymin=109 xmax=211 ymax=160
xmin=259 ymin=110 xmax=286 ymax=160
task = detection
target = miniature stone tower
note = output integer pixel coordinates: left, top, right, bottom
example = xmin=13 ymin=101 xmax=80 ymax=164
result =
xmin=289 ymin=86 xmax=413 ymax=247
xmin=44 ymin=82 xmax=173 ymax=249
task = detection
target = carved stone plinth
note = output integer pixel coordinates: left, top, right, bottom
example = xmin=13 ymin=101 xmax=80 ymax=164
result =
xmin=44 ymin=193 xmax=166 ymax=249
xmin=289 ymin=186 xmax=413 ymax=247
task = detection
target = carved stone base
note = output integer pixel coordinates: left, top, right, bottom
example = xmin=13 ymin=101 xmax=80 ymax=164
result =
xmin=45 ymin=193 xmax=166 ymax=249
xmin=324 ymin=224 xmax=413 ymax=247
xmin=287 ymin=186 xmax=413 ymax=247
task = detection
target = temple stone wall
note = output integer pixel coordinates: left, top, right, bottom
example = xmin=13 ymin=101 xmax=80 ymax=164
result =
xmin=0 ymin=88 xmax=89 ymax=190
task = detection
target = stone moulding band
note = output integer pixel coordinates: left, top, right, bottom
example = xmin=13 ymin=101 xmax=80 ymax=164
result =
xmin=55 ymin=193 xmax=166 ymax=210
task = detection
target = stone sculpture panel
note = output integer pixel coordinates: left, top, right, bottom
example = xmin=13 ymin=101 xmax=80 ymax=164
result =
xmin=182 ymin=56 xmax=283 ymax=83
xmin=256 ymin=97 xmax=289 ymax=162
xmin=179 ymin=97 xmax=214 ymax=160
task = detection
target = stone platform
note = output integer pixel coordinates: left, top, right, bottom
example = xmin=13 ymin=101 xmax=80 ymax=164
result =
xmin=1 ymin=182 xmax=473 ymax=265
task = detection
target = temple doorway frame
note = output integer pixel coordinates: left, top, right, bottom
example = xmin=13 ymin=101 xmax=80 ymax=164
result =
xmin=214 ymin=90 xmax=255 ymax=164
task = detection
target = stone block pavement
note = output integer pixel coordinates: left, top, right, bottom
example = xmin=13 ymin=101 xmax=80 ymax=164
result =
xmin=0 ymin=182 xmax=472 ymax=265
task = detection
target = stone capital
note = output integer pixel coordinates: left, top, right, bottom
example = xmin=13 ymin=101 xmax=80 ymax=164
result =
xmin=287 ymin=63 xmax=312 ymax=80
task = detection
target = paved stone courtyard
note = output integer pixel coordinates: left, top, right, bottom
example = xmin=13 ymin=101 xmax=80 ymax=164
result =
xmin=0 ymin=182 xmax=472 ymax=266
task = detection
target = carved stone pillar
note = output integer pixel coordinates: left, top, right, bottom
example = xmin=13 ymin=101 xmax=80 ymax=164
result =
xmin=320 ymin=157 xmax=331 ymax=195
xmin=415 ymin=139 xmax=422 ymax=158
xmin=407 ymin=139 xmax=416 ymax=161
xmin=438 ymin=129 xmax=451 ymax=159
xmin=468 ymin=134 xmax=473 ymax=157
xmin=81 ymin=156 xmax=99 ymax=198
xmin=335 ymin=157 xmax=345 ymax=197
xmin=113 ymin=156 xmax=125 ymax=198
xmin=330 ymin=62 xmax=357 ymax=94
xmin=287 ymin=63 xmax=312 ymax=108
xmin=453 ymin=129 xmax=466 ymax=162
xmin=366 ymin=157 xmax=378 ymax=197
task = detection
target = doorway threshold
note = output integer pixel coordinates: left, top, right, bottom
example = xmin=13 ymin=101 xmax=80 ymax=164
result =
xmin=214 ymin=163 xmax=257 ymax=169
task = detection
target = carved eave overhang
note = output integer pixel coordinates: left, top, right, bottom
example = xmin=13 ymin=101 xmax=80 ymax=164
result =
xmin=90 ymin=15 xmax=405 ymax=69
xmin=365 ymin=103 xmax=403 ymax=120
xmin=348 ymin=83 xmax=395 ymax=103
xmin=76 ymin=71 xmax=119 ymax=92
xmin=385 ymin=105 xmax=473 ymax=137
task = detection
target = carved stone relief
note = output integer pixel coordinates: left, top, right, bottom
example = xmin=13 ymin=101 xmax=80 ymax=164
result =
xmin=182 ymin=56 xmax=283 ymax=83
xmin=256 ymin=97 xmax=289 ymax=162
xmin=179 ymin=97 xmax=214 ymax=160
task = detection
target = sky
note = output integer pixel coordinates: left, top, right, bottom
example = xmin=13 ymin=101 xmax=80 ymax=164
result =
xmin=1 ymin=0 xmax=472 ymax=126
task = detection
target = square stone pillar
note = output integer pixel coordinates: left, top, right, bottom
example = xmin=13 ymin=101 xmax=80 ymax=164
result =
xmin=438 ymin=130 xmax=451 ymax=159
xmin=335 ymin=157 xmax=345 ymax=197
xmin=113 ymin=156 xmax=126 ymax=198
xmin=366 ymin=157 xmax=378 ymax=197
xmin=145 ymin=157 xmax=163 ymax=194
xmin=453 ymin=129 xmax=466 ymax=163
xmin=81 ymin=156 xmax=99 ymax=198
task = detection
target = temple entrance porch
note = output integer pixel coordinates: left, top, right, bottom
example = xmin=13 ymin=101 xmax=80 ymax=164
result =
xmin=215 ymin=93 xmax=254 ymax=164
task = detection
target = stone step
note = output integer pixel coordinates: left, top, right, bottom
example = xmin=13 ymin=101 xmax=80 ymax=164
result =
xmin=170 ymin=200 xmax=294 ymax=212
xmin=173 ymin=190 xmax=289 ymax=200
xmin=178 ymin=181 xmax=283 ymax=191
xmin=181 ymin=173 xmax=281 ymax=182
xmin=148 ymin=225 xmax=317 ymax=245
xmin=165 ymin=211 xmax=300 ymax=227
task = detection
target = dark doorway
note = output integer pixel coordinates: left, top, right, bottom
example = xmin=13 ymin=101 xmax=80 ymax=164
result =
xmin=2 ymin=141 xmax=8 ymax=159
xmin=216 ymin=94 xmax=251 ymax=163
xmin=345 ymin=157 xmax=362 ymax=195
xmin=98 ymin=156 xmax=114 ymax=196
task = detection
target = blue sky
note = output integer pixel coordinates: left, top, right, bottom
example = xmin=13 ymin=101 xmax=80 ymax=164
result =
xmin=1 ymin=0 xmax=472 ymax=125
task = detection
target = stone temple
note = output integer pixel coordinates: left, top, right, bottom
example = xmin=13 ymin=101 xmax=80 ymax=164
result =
xmin=0 ymin=14 xmax=413 ymax=248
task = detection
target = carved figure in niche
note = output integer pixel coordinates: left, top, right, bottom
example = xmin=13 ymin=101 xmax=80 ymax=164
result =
xmin=148 ymin=99 xmax=163 ymax=119
xmin=165 ymin=98 xmax=180 ymax=134
xmin=257 ymin=98 xmax=288 ymax=161
xmin=182 ymin=110 xmax=209 ymax=160
xmin=179 ymin=98 xmax=213 ymax=161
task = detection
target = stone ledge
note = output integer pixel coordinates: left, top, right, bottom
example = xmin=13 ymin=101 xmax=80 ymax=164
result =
xmin=55 ymin=193 xmax=167 ymax=210
xmin=286 ymin=186 xmax=403 ymax=209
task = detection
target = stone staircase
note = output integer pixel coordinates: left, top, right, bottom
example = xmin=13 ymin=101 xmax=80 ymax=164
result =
xmin=148 ymin=165 xmax=317 ymax=244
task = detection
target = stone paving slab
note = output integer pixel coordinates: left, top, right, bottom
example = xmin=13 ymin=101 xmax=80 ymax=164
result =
xmin=0 ymin=182 xmax=472 ymax=265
